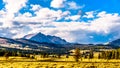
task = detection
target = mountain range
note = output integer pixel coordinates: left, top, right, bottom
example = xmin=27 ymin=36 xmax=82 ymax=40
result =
xmin=109 ymin=39 xmax=120 ymax=46
xmin=0 ymin=32 xmax=69 ymax=52
xmin=0 ymin=32 xmax=120 ymax=52
xmin=23 ymin=32 xmax=68 ymax=44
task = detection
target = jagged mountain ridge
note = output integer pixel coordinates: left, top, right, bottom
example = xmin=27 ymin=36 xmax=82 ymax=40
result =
xmin=24 ymin=32 xmax=68 ymax=44
xmin=0 ymin=37 xmax=64 ymax=51
xmin=109 ymin=38 xmax=120 ymax=46
xmin=0 ymin=37 xmax=67 ymax=54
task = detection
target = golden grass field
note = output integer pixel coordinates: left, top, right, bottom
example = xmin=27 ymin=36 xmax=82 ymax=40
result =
xmin=0 ymin=56 xmax=120 ymax=68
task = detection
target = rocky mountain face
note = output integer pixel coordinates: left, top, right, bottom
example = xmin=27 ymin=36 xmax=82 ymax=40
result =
xmin=24 ymin=32 xmax=68 ymax=44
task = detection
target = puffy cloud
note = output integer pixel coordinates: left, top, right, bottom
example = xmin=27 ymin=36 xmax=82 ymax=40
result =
xmin=65 ymin=15 xmax=81 ymax=21
xmin=83 ymin=11 xmax=95 ymax=18
xmin=30 ymin=4 xmax=42 ymax=11
xmin=50 ymin=0 xmax=66 ymax=8
xmin=89 ymin=11 xmax=120 ymax=34
xmin=35 ymin=8 xmax=63 ymax=20
xmin=50 ymin=0 xmax=84 ymax=10
xmin=0 ymin=10 xmax=6 ymax=17
xmin=0 ymin=0 xmax=28 ymax=27
xmin=67 ymin=1 xmax=85 ymax=10
xmin=3 ymin=0 xmax=28 ymax=14
xmin=0 ymin=28 xmax=15 ymax=38
xmin=22 ymin=12 xmax=32 ymax=17
xmin=14 ymin=8 xmax=70 ymax=23
xmin=10 ymin=26 xmax=32 ymax=38
xmin=0 ymin=0 xmax=29 ymax=38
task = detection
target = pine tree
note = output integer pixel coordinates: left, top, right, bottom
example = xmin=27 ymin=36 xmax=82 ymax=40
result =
xmin=98 ymin=53 xmax=101 ymax=59
xmin=89 ymin=50 xmax=94 ymax=59
xmin=111 ymin=51 xmax=115 ymax=59
xmin=74 ymin=48 xmax=81 ymax=62
xmin=101 ymin=51 xmax=105 ymax=59
xmin=4 ymin=52 xmax=9 ymax=60
xmin=115 ymin=50 xmax=119 ymax=59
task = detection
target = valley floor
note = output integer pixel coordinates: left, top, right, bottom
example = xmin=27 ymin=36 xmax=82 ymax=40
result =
xmin=0 ymin=57 xmax=120 ymax=68
xmin=0 ymin=61 xmax=120 ymax=68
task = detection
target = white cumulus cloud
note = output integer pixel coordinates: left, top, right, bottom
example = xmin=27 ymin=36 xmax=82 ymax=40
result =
xmin=83 ymin=11 xmax=95 ymax=18
xmin=67 ymin=1 xmax=85 ymax=10
xmin=65 ymin=15 xmax=81 ymax=21
xmin=30 ymin=4 xmax=42 ymax=11
xmin=0 ymin=0 xmax=28 ymax=27
xmin=50 ymin=0 xmax=66 ymax=8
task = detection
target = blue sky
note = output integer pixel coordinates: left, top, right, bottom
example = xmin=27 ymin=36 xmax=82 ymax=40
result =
xmin=0 ymin=0 xmax=120 ymax=44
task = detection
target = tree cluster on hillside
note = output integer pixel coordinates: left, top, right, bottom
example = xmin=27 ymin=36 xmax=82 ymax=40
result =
xmin=0 ymin=49 xmax=37 ymax=59
xmin=98 ymin=49 xmax=120 ymax=59
xmin=73 ymin=48 xmax=94 ymax=62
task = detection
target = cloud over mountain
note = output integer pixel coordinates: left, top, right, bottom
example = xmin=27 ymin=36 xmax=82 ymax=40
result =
xmin=0 ymin=0 xmax=120 ymax=43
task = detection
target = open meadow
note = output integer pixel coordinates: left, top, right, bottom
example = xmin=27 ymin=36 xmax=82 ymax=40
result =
xmin=0 ymin=56 xmax=120 ymax=68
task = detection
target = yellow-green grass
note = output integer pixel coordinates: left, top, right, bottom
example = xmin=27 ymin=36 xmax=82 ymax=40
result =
xmin=0 ymin=60 xmax=120 ymax=68
xmin=0 ymin=56 xmax=120 ymax=68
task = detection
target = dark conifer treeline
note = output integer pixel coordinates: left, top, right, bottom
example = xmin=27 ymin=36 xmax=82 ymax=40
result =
xmin=98 ymin=49 xmax=120 ymax=59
